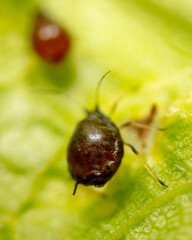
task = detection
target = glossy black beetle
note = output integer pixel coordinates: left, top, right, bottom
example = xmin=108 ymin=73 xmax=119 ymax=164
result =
xmin=67 ymin=72 xmax=167 ymax=195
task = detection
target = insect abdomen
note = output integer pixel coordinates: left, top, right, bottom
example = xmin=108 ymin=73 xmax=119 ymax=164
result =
xmin=67 ymin=110 xmax=124 ymax=187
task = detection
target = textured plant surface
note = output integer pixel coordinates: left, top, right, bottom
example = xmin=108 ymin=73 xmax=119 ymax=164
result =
xmin=0 ymin=0 xmax=192 ymax=239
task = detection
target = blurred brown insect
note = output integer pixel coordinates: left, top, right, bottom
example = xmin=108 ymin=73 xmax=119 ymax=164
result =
xmin=32 ymin=14 xmax=70 ymax=63
xmin=67 ymin=72 xmax=167 ymax=195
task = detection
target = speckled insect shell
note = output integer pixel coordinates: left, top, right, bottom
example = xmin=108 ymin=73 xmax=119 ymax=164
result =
xmin=67 ymin=109 xmax=124 ymax=187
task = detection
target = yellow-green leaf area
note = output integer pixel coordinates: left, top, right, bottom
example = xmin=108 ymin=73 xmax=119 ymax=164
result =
xmin=0 ymin=0 xmax=192 ymax=240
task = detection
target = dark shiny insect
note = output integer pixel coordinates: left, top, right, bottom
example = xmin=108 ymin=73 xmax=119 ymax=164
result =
xmin=67 ymin=72 xmax=167 ymax=195
xmin=32 ymin=14 xmax=70 ymax=63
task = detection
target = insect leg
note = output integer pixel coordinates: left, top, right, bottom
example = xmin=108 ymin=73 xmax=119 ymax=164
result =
xmin=109 ymin=93 xmax=125 ymax=116
xmin=124 ymin=143 xmax=168 ymax=187
xmin=72 ymin=181 xmax=80 ymax=195
xmin=120 ymin=121 xmax=165 ymax=131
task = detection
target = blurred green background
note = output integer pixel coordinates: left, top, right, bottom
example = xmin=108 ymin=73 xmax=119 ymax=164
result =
xmin=0 ymin=0 xmax=192 ymax=239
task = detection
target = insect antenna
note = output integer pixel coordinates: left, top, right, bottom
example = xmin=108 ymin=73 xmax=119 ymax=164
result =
xmin=33 ymin=88 xmax=89 ymax=114
xmin=95 ymin=71 xmax=111 ymax=110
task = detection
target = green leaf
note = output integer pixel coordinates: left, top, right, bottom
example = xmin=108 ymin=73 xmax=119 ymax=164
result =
xmin=0 ymin=0 xmax=192 ymax=239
